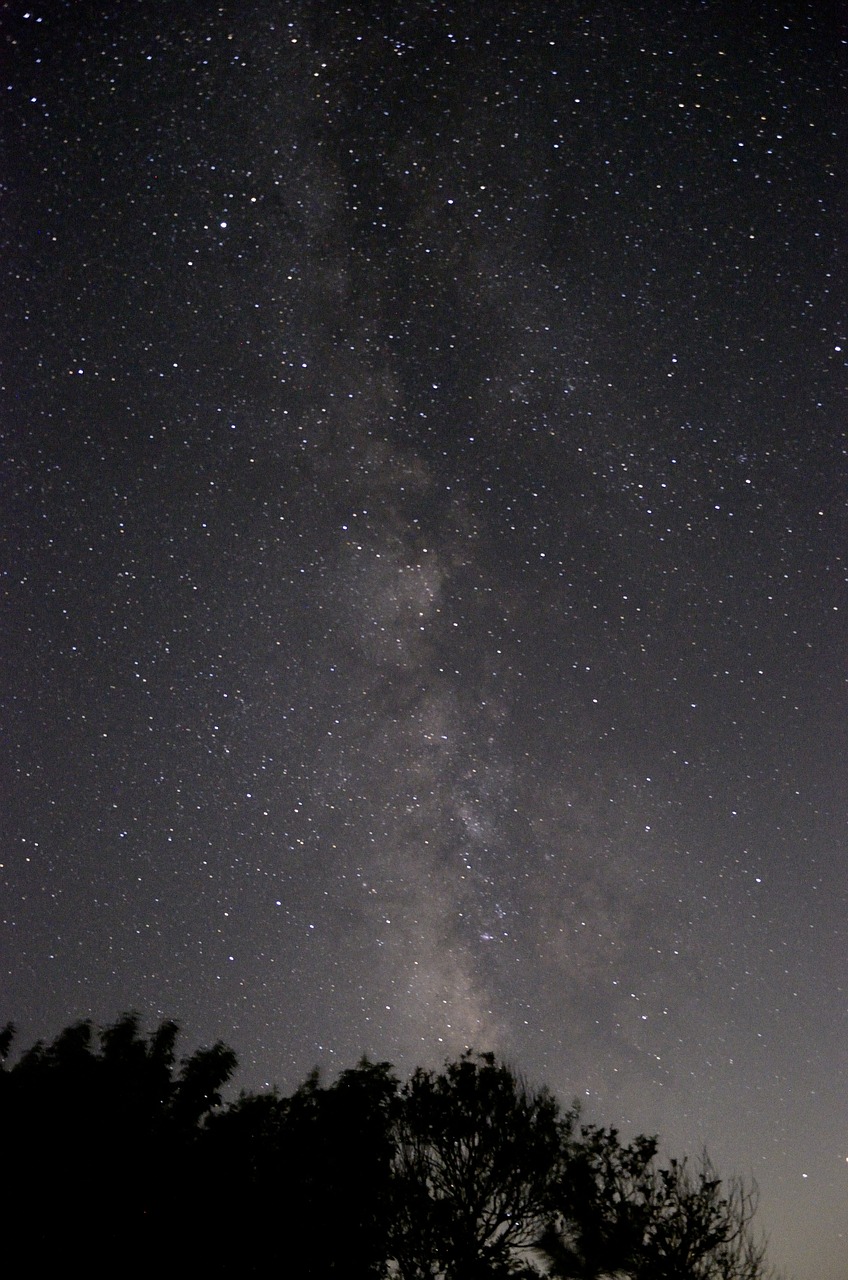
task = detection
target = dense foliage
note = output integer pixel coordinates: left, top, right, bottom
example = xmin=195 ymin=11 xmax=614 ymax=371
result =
xmin=0 ymin=1017 xmax=779 ymax=1278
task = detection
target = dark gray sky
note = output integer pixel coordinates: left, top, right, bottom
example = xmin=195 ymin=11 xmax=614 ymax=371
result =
xmin=3 ymin=3 xmax=845 ymax=1275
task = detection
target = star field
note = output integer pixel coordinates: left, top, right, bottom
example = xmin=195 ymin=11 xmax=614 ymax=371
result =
xmin=2 ymin=3 xmax=846 ymax=1276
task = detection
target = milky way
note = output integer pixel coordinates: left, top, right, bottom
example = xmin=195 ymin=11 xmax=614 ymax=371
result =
xmin=3 ymin=3 xmax=845 ymax=1276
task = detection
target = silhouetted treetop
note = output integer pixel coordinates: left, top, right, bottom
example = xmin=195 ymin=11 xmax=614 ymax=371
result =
xmin=0 ymin=1018 xmax=782 ymax=1279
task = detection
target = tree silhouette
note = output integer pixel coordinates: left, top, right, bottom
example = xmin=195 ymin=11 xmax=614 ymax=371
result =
xmin=537 ymin=1123 xmax=657 ymax=1278
xmin=637 ymin=1154 xmax=774 ymax=1280
xmin=0 ymin=1014 xmax=237 ymax=1273
xmin=389 ymin=1051 xmax=568 ymax=1279
xmin=198 ymin=1057 xmax=398 ymax=1276
xmin=0 ymin=1020 xmax=782 ymax=1279
xmin=539 ymin=1125 xmax=776 ymax=1280
xmin=321 ymin=1058 xmax=400 ymax=1277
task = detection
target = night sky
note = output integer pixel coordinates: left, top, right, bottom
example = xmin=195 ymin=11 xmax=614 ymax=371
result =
xmin=3 ymin=2 xmax=845 ymax=1274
